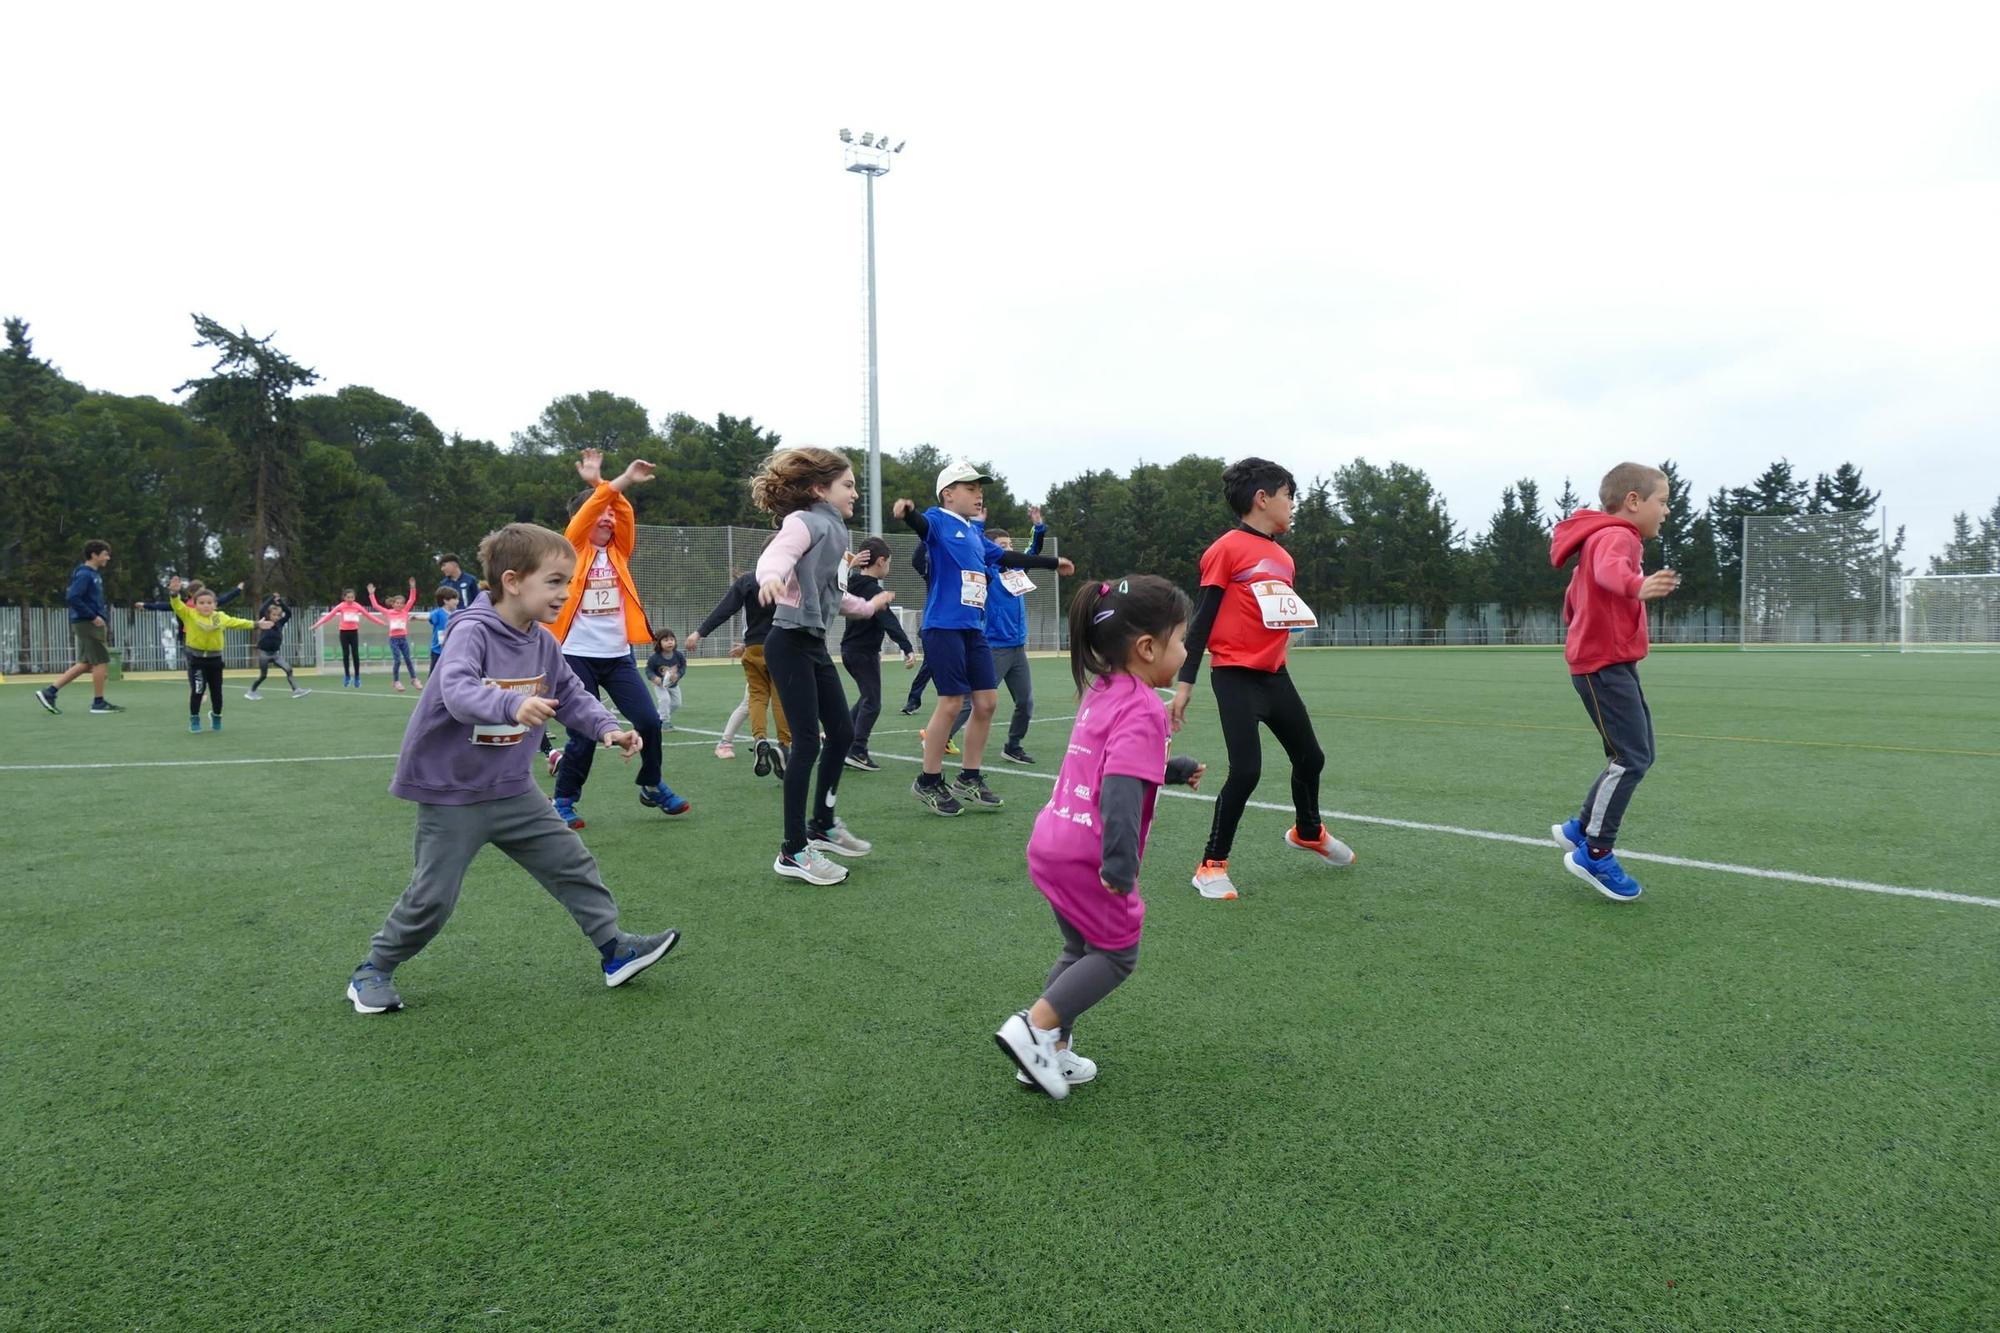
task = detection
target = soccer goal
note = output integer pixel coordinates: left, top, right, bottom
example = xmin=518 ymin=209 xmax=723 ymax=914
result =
xmin=1741 ymin=512 xmax=1892 ymax=647
xmin=1899 ymin=574 xmax=2000 ymax=653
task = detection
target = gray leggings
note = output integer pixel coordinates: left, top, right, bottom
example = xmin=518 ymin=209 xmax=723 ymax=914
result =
xmin=1040 ymin=906 xmax=1139 ymax=1041
xmin=368 ymin=789 xmax=622 ymax=970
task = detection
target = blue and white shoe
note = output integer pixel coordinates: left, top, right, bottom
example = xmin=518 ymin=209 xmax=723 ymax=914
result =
xmin=1551 ymin=818 xmax=1584 ymax=852
xmin=552 ymin=796 xmax=585 ymax=830
xmin=345 ymin=963 xmax=404 ymax=1014
xmin=603 ymin=929 xmax=679 ymax=987
xmin=639 ymin=784 xmax=691 ymax=816
xmin=1564 ymin=845 xmax=1642 ymax=901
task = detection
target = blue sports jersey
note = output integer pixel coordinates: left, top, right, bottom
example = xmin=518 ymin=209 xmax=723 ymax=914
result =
xmin=428 ymin=606 xmax=452 ymax=654
xmin=982 ymin=522 xmax=1046 ymax=649
xmin=918 ymin=505 xmax=1008 ymax=632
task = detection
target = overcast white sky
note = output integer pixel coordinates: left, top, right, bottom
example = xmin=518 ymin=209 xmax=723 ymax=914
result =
xmin=9 ymin=2 xmax=1997 ymax=561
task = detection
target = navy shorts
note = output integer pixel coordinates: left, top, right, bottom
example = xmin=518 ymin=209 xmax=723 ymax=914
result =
xmin=920 ymin=627 xmax=997 ymax=696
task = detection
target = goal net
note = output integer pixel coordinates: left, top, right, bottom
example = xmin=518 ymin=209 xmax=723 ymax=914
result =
xmin=1900 ymin=574 xmax=2000 ymax=653
xmin=1740 ymin=512 xmax=1890 ymax=647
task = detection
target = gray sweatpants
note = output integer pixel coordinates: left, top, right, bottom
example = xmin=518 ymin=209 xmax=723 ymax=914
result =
xmin=1040 ymin=906 xmax=1139 ymax=1042
xmin=368 ymin=789 xmax=622 ymax=970
xmin=949 ymin=644 xmax=1035 ymax=748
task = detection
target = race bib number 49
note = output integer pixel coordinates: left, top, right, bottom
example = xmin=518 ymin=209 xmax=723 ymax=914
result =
xmin=1251 ymin=580 xmax=1316 ymax=630
xmin=998 ymin=568 xmax=1035 ymax=596
xmin=960 ymin=570 xmax=988 ymax=609
xmin=472 ymin=675 xmax=545 ymax=746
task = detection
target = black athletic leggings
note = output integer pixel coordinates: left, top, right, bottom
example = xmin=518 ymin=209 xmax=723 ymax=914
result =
xmin=339 ymin=628 xmax=361 ymax=677
xmin=189 ymin=654 xmax=226 ymax=716
xmin=252 ymin=649 xmax=296 ymax=690
xmin=764 ymin=626 xmax=854 ymax=857
xmin=1205 ymin=666 xmax=1324 ymax=862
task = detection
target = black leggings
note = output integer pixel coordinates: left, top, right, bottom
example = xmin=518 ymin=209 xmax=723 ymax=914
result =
xmin=1204 ymin=666 xmax=1324 ymax=861
xmin=339 ymin=628 xmax=361 ymax=677
xmin=189 ymin=655 xmax=226 ymax=716
xmin=253 ymin=649 xmax=295 ymax=690
xmin=764 ymin=626 xmax=854 ymax=856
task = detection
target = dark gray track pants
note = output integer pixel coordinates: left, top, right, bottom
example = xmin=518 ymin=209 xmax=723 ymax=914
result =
xmin=1572 ymin=660 xmax=1655 ymax=848
xmin=1040 ymin=906 xmax=1139 ymax=1041
xmin=368 ymin=789 xmax=622 ymax=970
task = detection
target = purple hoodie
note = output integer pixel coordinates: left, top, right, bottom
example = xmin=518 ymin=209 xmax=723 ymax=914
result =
xmin=388 ymin=596 xmax=620 ymax=805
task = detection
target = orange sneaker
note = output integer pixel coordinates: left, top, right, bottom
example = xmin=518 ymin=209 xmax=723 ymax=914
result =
xmin=1286 ymin=826 xmax=1356 ymax=867
xmin=1191 ymin=859 xmax=1238 ymax=900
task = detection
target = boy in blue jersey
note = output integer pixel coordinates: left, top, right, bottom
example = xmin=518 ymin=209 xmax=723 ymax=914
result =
xmin=894 ymin=460 xmax=1071 ymax=816
xmin=426 ymin=585 xmax=459 ymax=675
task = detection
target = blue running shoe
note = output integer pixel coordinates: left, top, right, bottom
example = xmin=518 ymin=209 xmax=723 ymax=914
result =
xmin=1551 ymin=818 xmax=1584 ymax=851
xmin=639 ymin=783 xmax=691 ymax=816
xmin=603 ymin=929 xmax=679 ymax=987
xmin=1564 ymin=845 xmax=1642 ymax=901
xmin=552 ymin=796 xmax=585 ymax=830
xmin=189 ymin=716 xmax=203 ymax=733
xmin=209 ymin=714 xmax=222 ymax=732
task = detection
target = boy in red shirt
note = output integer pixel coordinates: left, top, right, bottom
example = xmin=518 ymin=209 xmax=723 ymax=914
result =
xmin=1548 ymin=462 xmax=1680 ymax=901
xmin=1171 ymin=457 xmax=1354 ymax=901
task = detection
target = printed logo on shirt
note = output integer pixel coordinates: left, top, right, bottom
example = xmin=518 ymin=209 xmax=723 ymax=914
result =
xmin=472 ymin=674 xmax=545 ymax=746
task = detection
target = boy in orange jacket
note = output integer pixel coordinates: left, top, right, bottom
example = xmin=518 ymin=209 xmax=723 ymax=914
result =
xmin=1548 ymin=462 xmax=1679 ymax=902
xmin=547 ymin=448 xmax=690 ymax=827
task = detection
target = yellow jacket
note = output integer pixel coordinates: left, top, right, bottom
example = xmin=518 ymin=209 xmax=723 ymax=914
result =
xmin=172 ymin=597 xmax=257 ymax=653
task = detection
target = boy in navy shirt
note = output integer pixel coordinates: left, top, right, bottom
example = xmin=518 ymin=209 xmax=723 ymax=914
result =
xmin=35 ymin=539 xmax=123 ymax=715
xmin=894 ymin=460 xmax=1070 ymax=816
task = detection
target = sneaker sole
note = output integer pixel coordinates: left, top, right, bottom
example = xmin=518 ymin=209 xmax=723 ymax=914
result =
xmin=994 ymin=1021 xmax=1069 ymax=1100
xmin=1285 ymin=831 xmax=1357 ymax=867
xmin=1002 ymin=753 xmax=1034 ymax=765
xmin=344 ymin=982 xmax=402 ymax=1014
xmin=912 ymin=787 xmax=964 ymax=817
xmin=774 ymin=857 xmax=848 ymax=885
xmin=843 ymin=756 xmax=877 ymax=771
xmin=753 ymin=744 xmax=774 ymax=777
xmin=1192 ymin=877 xmax=1239 ymax=900
xmin=1017 ymin=1064 xmax=1096 ymax=1087
xmin=641 ymin=796 xmax=692 ymax=816
xmin=605 ymin=929 xmax=680 ymax=986
xmin=1562 ymin=851 xmax=1642 ymax=902
xmin=91 ymin=708 xmax=123 ymax=715
xmin=1550 ymin=822 xmax=1583 ymax=852
xmin=33 ymin=692 xmax=59 ymax=714
xmin=807 ymin=837 xmax=871 ymax=857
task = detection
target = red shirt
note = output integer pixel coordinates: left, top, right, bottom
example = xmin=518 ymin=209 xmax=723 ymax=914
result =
xmin=1550 ymin=508 xmax=1648 ymax=674
xmin=1197 ymin=526 xmax=1298 ymax=673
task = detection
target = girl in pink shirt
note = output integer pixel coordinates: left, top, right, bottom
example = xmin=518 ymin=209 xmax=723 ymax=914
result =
xmin=996 ymin=575 xmax=1207 ymax=1100
xmin=368 ymin=579 xmax=422 ymax=692
xmin=311 ymin=588 xmax=386 ymax=688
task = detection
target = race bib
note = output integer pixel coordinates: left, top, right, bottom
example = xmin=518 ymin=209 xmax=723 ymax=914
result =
xmin=1251 ymin=580 xmax=1316 ymax=630
xmin=581 ymin=575 xmax=621 ymax=616
xmin=998 ymin=568 xmax=1035 ymax=596
xmin=472 ymin=674 xmax=545 ymax=746
xmin=960 ymin=570 xmax=988 ymax=609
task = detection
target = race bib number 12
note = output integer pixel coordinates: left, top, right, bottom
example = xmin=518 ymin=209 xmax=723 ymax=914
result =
xmin=1251 ymin=580 xmax=1316 ymax=630
xmin=582 ymin=576 xmax=620 ymax=616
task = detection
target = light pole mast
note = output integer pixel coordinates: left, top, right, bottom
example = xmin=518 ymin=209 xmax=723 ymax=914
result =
xmin=839 ymin=128 xmax=904 ymax=536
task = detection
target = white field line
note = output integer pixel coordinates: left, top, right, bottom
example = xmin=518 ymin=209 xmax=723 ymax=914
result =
xmin=663 ymin=724 xmax=2000 ymax=912
xmin=0 ymin=736 xmax=730 ymax=773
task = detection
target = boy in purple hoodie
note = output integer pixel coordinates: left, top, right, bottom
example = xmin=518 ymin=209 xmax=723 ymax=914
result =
xmin=345 ymin=523 xmax=682 ymax=1015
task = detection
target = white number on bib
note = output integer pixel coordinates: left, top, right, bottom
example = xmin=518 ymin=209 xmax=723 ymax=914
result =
xmin=471 ymin=675 xmax=544 ymax=746
xmin=960 ymin=570 xmax=988 ymax=609
xmin=582 ymin=577 xmax=620 ymax=616
xmin=1251 ymin=580 xmax=1316 ymax=629
xmin=998 ymin=568 xmax=1035 ymax=596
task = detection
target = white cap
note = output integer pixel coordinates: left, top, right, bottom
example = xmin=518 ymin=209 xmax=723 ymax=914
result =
xmin=935 ymin=458 xmax=995 ymax=496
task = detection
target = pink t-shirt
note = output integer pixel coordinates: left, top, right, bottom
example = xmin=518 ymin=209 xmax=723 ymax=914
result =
xmin=1025 ymin=672 xmax=1170 ymax=951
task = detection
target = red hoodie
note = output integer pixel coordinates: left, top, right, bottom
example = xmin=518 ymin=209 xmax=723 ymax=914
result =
xmin=1550 ymin=508 xmax=1648 ymax=674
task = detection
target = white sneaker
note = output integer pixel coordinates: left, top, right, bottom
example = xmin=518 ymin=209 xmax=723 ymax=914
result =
xmin=290 ymin=687 xmax=312 ymax=698
xmin=807 ymin=819 xmax=872 ymax=857
xmin=1017 ymin=1046 xmax=1097 ymax=1087
xmin=1192 ymin=859 xmax=1239 ymax=900
xmin=775 ymin=847 xmax=848 ymax=885
xmin=995 ymin=1011 xmax=1068 ymax=1099
xmin=243 ymin=689 xmax=262 ymax=701
xmin=1285 ymin=826 xmax=1357 ymax=867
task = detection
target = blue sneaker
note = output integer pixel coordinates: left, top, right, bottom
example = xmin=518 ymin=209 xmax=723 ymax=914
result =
xmin=603 ymin=929 xmax=679 ymax=987
xmin=189 ymin=716 xmax=203 ymax=733
xmin=209 ymin=714 xmax=222 ymax=732
xmin=1551 ymin=818 xmax=1584 ymax=851
xmin=639 ymin=783 xmax=691 ymax=816
xmin=552 ymin=797 xmax=585 ymax=830
xmin=1564 ymin=845 xmax=1642 ymax=901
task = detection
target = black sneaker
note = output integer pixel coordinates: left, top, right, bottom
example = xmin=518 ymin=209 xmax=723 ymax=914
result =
xmin=844 ymin=751 xmax=880 ymax=772
xmin=951 ymin=774 xmax=1006 ymax=810
xmin=33 ymin=686 xmax=60 ymax=715
xmin=90 ymin=699 xmax=126 ymax=714
xmin=753 ymin=738 xmax=775 ymax=777
xmin=911 ymin=777 xmax=964 ymax=817
xmin=1002 ymin=745 xmax=1034 ymax=765
xmin=899 ymin=702 xmax=921 ymax=715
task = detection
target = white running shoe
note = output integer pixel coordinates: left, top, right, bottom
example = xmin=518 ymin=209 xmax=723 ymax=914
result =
xmin=995 ymin=1011 xmax=1069 ymax=1099
xmin=243 ymin=689 xmax=262 ymax=701
xmin=291 ymin=687 xmax=312 ymax=698
xmin=1192 ymin=859 xmax=1239 ymax=900
xmin=1285 ymin=826 xmax=1357 ymax=867
xmin=775 ymin=847 xmax=848 ymax=885
xmin=807 ymin=820 xmax=872 ymax=857
xmin=1016 ymin=1046 xmax=1097 ymax=1087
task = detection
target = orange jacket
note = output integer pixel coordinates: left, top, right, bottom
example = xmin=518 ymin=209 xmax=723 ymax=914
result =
xmin=547 ymin=482 xmax=653 ymax=646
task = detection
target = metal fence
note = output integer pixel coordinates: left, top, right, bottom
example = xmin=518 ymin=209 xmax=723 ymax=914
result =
xmin=3 ymin=605 xmax=328 ymax=676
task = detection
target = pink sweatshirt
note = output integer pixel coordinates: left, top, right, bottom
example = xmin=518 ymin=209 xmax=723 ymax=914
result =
xmin=312 ymin=600 xmax=387 ymax=631
xmin=369 ymin=580 xmax=421 ymax=637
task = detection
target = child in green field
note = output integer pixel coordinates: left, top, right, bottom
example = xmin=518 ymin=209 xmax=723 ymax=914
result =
xmin=171 ymin=588 xmax=268 ymax=732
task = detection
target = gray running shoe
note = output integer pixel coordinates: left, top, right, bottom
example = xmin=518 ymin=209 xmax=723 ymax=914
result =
xmin=775 ymin=847 xmax=849 ymax=885
xmin=951 ymin=774 xmax=1005 ymax=810
xmin=911 ymin=778 xmax=964 ymax=817
xmin=603 ymin=929 xmax=680 ymax=986
xmin=346 ymin=963 xmax=404 ymax=1014
xmin=807 ymin=819 xmax=872 ymax=857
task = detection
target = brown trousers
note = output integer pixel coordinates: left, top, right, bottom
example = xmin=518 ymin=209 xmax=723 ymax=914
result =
xmin=741 ymin=645 xmax=792 ymax=744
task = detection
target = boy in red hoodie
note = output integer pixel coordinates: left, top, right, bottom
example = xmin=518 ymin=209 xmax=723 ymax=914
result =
xmin=1547 ymin=463 xmax=1680 ymax=901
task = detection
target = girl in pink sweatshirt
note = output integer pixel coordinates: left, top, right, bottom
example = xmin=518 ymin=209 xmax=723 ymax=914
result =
xmin=369 ymin=579 xmax=423 ymax=692
xmin=312 ymin=589 xmax=385 ymax=688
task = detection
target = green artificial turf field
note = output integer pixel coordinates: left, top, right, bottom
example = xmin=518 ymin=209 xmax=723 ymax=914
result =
xmin=4 ymin=648 xmax=1997 ymax=1331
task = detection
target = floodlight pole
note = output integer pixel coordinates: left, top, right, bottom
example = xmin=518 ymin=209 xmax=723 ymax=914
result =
xmin=842 ymin=133 xmax=899 ymax=537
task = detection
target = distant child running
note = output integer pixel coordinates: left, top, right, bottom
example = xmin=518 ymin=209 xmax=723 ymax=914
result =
xmin=687 ymin=572 xmax=791 ymax=774
xmin=995 ymin=575 xmax=1205 ymax=1099
xmin=369 ymin=578 xmax=423 ymax=692
xmin=839 ymin=536 xmax=915 ymax=771
xmin=749 ymin=447 xmax=896 ymax=885
xmin=312 ymin=589 xmax=384 ymax=688
xmin=244 ymin=592 xmax=309 ymax=699
xmin=344 ymin=522 xmax=681 ymax=1015
xmin=172 ymin=588 xmax=267 ymax=732
xmin=895 ymin=460 xmax=1070 ymax=816
xmin=646 ymin=630 xmax=687 ymax=730
xmin=1548 ymin=463 xmax=1679 ymax=902
xmin=1171 ymin=457 xmax=1353 ymax=901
